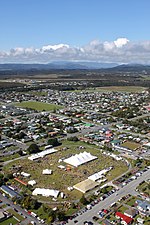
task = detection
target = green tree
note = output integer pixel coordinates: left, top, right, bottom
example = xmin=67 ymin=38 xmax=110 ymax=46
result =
xmin=80 ymin=195 xmax=88 ymax=205
xmin=101 ymin=187 xmax=107 ymax=194
xmin=47 ymin=138 xmax=60 ymax=147
xmin=57 ymin=210 xmax=66 ymax=221
xmin=27 ymin=143 xmax=40 ymax=154
xmin=47 ymin=215 xmax=54 ymax=224
xmin=67 ymin=136 xmax=78 ymax=142
xmin=5 ymin=173 xmax=13 ymax=180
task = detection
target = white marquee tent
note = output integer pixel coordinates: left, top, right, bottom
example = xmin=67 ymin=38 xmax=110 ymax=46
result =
xmin=28 ymin=148 xmax=57 ymax=161
xmin=32 ymin=188 xmax=60 ymax=198
xmin=88 ymin=167 xmax=112 ymax=182
xmin=64 ymin=151 xmax=97 ymax=167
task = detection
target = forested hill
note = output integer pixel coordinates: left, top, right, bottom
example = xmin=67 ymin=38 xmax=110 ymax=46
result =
xmin=0 ymin=63 xmax=150 ymax=77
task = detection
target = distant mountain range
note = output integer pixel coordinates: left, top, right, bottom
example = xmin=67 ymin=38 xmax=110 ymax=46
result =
xmin=0 ymin=61 xmax=118 ymax=70
xmin=0 ymin=62 xmax=150 ymax=72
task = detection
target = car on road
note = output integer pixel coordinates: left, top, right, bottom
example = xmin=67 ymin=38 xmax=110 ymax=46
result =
xmin=14 ymin=208 xmax=18 ymax=212
xmin=92 ymin=216 xmax=99 ymax=221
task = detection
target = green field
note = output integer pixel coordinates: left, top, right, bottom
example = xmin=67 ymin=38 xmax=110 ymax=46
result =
xmin=121 ymin=141 xmax=141 ymax=151
xmin=28 ymin=91 xmax=48 ymax=96
xmin=2 ymin=153 xmax=20 ymax=162
xmin=0 ymin=217 xmax=18 ymax=225
xmin=15 ymin=101 xmax=63 ymax=111
xmin=4 ymin=140 xmax=128 ymax=201
xmin=137 ymin=181 xmax=150 ymax=196
xmin=7 ymin=209 xmax=24 ymax=221
xmin=126 ymin=196 xmax=136 ymax=206
xmin=66 ymin=86 xmax=147 ymax=93
xmin=94 ymin=86 xmax=147 ymax=93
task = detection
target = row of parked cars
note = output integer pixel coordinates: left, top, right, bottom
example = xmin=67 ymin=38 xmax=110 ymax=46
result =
xmin=121 ymin=167 xmax=149 ymax=187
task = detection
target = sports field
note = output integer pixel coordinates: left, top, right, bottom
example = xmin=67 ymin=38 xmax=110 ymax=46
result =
xmin=67 ymin=86 xmax=147 ymax=93
xmin=15 ymin=101 xmax=63 ymax=111
xmin=121 ymin=141 xmax=141 ymax=151
xmin=93 ymin=86 xmax=146 ymax=92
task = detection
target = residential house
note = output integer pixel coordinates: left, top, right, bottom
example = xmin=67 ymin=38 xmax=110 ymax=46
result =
xmin=115 ymin=212 xmax=133 ymax=225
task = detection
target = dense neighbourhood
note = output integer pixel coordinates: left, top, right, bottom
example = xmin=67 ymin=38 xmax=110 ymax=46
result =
xmin=0 ymin=81 xmax=150 ymax=225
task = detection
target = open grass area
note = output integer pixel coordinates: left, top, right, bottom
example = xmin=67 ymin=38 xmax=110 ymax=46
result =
xmin=141 ymin=75 xmax=150 ymax=81
xmin=137 ymin=181 xmax=150 ymax=196
xmin=65 ymin=86 xmax=147 ymax=93
xmin=28 ymin=91 xmax=48 ymax=96
xmin=0 ymin=217 xmax=18 ymax=225
xmin=121 ymin=141 xmax=141 ymax=151
xmin=33 ymin=205 xmax=49 ymax=221
xmin=2 ymin=153 xmax=20 ymax=162
xmin=94 ymin=86 xmax=147 ymax=93
xmin=118 ymin=205 xmax=128 ymax=213
xmin=126 ymin=196 xmax=136 ymax=207
xmin=4 ymin=140 xmax=128 ymax=201
xmin=15 ymin=101 xmax=63 ymax=111
xmin=0 ymin=204 xmax=7 ymax=208
xmin=7 ymin=209 xmax=24 ymax=221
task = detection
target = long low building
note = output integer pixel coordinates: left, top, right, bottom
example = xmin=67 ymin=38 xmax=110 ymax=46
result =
xmin=32 ymin=188 xmax=60 ymax=198
xmin=0 ymin=185 xmax=21 ymax=199
xmin=64 ymin=151 xmax=97 ymax=167
xmin=88 ymin=167 xmax=112 ymax=182
xmin=73 ymin=179 xmax=99 ymax=193
xmin=28 ymin=148 xmax=58 ymax=161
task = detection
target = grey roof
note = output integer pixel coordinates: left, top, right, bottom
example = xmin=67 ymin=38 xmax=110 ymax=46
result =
xmin=0 ymin=185 xmax=21 ymax=198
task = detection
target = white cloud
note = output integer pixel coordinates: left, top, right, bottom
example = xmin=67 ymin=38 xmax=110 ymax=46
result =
xmin=0 ymin=38 xmax=150 ymax=64
xmin=104 ymin=41 xmax=115 ymax=51
xmin=114 ymin=38 xmax=129 ymax=48
xmin=42 ymin=44 xmax=69 ymax=52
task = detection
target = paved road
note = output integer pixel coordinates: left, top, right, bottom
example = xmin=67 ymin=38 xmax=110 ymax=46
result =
xmin=0 ymin=193 xmax=43 ymax=225
xmin=2 ymin=154 xmax=28 ymax=166
xmin=128 ymin=112 xmax=150 ymax=121
xmin=67 ymin=168 xmax=150 ymax=225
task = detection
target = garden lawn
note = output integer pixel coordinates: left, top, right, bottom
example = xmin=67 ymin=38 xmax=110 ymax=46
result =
xmin=118 ymin=205 xmax=128 ymax=213
xmin=15 ymin=101 xmax=63 ymax=111
xmin=137 ymin=181 xmax=150 ymax=196
xmin=7 ymin=209 xmax=24 ymax=221
xmin=126 ymin=197 xmax=136 ymax=207
xmin=0 ymin=217 xmax=18 ymax=225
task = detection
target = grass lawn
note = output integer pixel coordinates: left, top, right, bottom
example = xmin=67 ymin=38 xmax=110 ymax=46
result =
xmin=2 ymin=153 xmax=20 ymax=162
xmin=1 ymin=204 xmax=7 ymax=208
xmin=15 ymin=101 xmax=63 ymax=111
xmin=33 ymin=205 xmax=49 ymax=221
xmin=7 ymin=209 xmax=24 ymax=221
xmin=3 ymin=140 xmax=128 ymax=201
xmin=137 ymin=181 xmax=150 ymax=196
xmin=0 ymin=217 xmax=18 ymax=225
xmin=94 ymin=86 xmax=147 ymax=93
xmin=65 ymin=208 xmax=78 ymax=216
xmin=65 ymin=86 xmax=147 ymax=93
xmin=144 ymin=218 xmax=150 ymax=225
xmin=126 ymin=197 xmax=136 ymax=207
xmin=121 ymin=141 xmax=141 ymax=151
xmin=28 ymin=91 xmax=48 ymax=96
xmin=118 ymin=205 xmax=128 ymax=213
xmin=109 ymin=214 xmax=117 ymax=222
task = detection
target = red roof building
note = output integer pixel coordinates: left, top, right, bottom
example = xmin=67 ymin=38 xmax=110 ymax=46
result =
xmin=116 ymin=212 xmax=133 ymax=225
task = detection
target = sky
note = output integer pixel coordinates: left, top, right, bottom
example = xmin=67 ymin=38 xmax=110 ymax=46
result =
xmin=0 ymin=0 xmax=150 ymax=64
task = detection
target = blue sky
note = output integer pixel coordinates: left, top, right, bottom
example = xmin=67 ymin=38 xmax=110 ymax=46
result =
xmin=0 ymin=0 xmax=150 ymax=63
